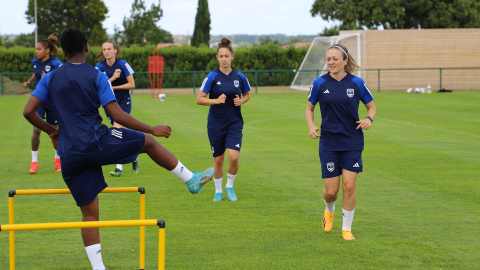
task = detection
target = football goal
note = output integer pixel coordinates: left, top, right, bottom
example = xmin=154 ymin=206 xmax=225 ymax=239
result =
xmin=290 ymin=33 xmax=361 ymax=91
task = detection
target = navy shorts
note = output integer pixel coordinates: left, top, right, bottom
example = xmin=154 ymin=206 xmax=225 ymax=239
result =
xmin=61 ymin=128 xmax=145 ymax=207
xmin=208 ymin=125 xmax=243 ymax=157
xmin=104 ymin=95 xmax=132 ymax=125
xmin=36 ymin=100 xmax=57 ymax=125
xmin=319 ymin=150 xmax=363 ymax=179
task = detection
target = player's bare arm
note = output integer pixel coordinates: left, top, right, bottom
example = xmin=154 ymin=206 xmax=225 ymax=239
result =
xmin=196 ymin=91 xmax=226 ymax=105
xmin=112 ymin=74 xmax=135 ymax=90
xmin=306 ymin=102 xmax=320 ymax=139
xmin=104 ymin=101 xmax=171 ymax=138
xmin=234 ymin=92 xmax=250 ymax=106
xmin=23 ymin=95 xmax=58 ymax=142
xmin=356 ymin=101 xmax=376 ymax=130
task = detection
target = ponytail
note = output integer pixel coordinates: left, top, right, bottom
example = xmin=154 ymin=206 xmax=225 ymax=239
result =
xmin=39 ymin=33 xmax=59 ymax=55
xmin=96 ymin=41 xmax=122 ymax=61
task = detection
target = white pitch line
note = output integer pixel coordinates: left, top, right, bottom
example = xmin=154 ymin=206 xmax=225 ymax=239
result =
xmin=376 ymin=117 xmax=480 ymax=138
xmin=255 ymin=96 xmax=480 ymax=139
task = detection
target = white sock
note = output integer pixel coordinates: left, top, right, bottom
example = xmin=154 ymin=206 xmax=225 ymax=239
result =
xmin=214 ymin=178 xmax=223 ymax=193
xmin=32 ymin=150 xmax=39 ymax=162
xmin=169 ymin=160 xmax=193 ymax=183
xmin=324 ymin=199 xmax=336 ymax=213
xmin=116 ymin=164 xmax=123 ymax=170
xmin=342 ymin=208 xmax=355 ymax=231
xmin=85 ymin=243 xmax=105 ymax=270
xmin=54 ymin=149 xmax=60 ymax=159
xmin=226 ymin=173 xmax=236 ymax=188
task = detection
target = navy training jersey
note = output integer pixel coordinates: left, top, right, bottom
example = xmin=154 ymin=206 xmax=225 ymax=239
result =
xmin=308 ymin=72 xmax=374 ymax=151
xmin=31 ymin=56 xmax=63 ymax=86
xmin=200 ymin=67 xmax=251 ymax=129
xmin=32 ymin=62 xmax=117 ymax=163
xmin=95 ymin=59 xmax=134 ymax=101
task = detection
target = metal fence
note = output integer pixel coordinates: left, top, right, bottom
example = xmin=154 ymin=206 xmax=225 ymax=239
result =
xmin=1 ymin=67 xmax=479 ymax=96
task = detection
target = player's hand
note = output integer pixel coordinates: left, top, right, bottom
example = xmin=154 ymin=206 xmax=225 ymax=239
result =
xmin=309 ymin=126 xmax=320 ymax=139
xmin=22 ymin=81 xmax=30 ymax=89
xmin=233 ymin=95 xmax=243 ymax=106
xmin=41 ymin=71 xmax=46 ymax=78
xmin=356 ymin=119 xmax=372 ymax=130
xmin=48 ymin=129 xmax=59 ymax=144
xmin=112 ymin=69 xmax=121 ymax=80
xmin=152 ymin=124 xmax=172 ymax=138
xmin=217 ymin=94 xmax=226 ymax=104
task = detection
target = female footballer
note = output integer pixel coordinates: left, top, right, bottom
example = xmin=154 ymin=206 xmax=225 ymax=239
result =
xmin=196 ymin=38 xmax=251 ymax=202
xmin=305 ymin=44 xmax=376 ymax=240
xmin=95 ymin=41 xmax=138 ymax=177
xmin=22 ymin=33 xmax=63 ymax=174
xmin=24 ymin=27 xmax=213 ymax=270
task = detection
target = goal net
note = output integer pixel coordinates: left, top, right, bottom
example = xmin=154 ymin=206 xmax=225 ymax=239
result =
xmin=290 ymin=34 xmax=361 ymax=91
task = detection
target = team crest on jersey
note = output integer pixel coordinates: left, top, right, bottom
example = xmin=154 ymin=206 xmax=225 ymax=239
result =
xmin=234 ymin=80 xmax=239 ymax=88
xmin=347 ymin=88 xmax=354 ymax=98
xmin=327 ymin=162 xmax=335 ymax=172
xmin=45 ymin=65 xmax=51 ymax=72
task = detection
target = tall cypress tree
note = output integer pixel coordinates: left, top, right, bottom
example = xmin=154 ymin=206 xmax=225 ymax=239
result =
xmin=191 ymin=0 xmax=211 ymax=47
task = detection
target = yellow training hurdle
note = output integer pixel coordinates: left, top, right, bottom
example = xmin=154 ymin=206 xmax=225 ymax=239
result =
xmin=1 ymin=219 xmax=166 ymax=270
xmin=8 ymin=187 xmax=150 ymax=270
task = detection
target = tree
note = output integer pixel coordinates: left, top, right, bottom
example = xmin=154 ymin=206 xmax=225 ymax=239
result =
xmin=12 ymin=33 xmax=36 ymax=47
xmin=117 ymin=0 xmax=172 ymax=47
xmin=310 ymin=0 xmax=480 ymax=29
xmin=191 ymin=0 xmax=211 ymax=47
xmin=25 ymin=0 xmax=109 ymax=46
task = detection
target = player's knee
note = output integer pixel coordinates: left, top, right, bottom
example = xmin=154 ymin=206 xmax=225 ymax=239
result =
xmin=324 ymin=187 xmax=339 ymax=198
xmin=342 ymin=183 xmax=356 ymax=194
xmin=228 ymin=156 xmax=239 ymax=165
xmin=32 ymin=127 xmax=41 ymax=136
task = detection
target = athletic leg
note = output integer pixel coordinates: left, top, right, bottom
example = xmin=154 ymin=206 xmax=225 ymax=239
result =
xmin=225 ymin=149 xmax=239 ymax=201
xmin=80 ymin=196 xmax=106 ymax=269
xmin=212 ymin=154 xmax=225 ymax=201
xmin=140 ymin=134 xmax=213 ymax=194
xmin=29 ymin=126 xmax=41 ymax=174
xmin=341 ymin=169 xmax=357 ymax=240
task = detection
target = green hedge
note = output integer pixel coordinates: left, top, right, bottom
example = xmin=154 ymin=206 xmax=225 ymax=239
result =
xmin=0 ymin=44 xmax=308 ymax=89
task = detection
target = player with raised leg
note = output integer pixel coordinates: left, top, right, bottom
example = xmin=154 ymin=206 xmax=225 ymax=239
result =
xmin=22 ymin=33 xmax=63 ymax=174
xmin=196 ymin=38 xmax=251 ymax=202
xmin=23 ymin=28 xmax=213 ymax=270
xmin=95 ymin=41 xmax=138 ymax=177
xmin=306 ymin=44 xmax=376 ymax=240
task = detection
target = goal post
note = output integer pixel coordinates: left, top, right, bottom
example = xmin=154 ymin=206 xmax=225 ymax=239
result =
xmin=290 ymin=33 xmax=361 ymax=91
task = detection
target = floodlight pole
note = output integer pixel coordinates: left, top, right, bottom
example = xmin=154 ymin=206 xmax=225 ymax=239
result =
xmin=35 ymin=0 xmax=38 ymax=45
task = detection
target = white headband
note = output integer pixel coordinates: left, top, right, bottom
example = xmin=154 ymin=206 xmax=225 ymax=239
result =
xmin=328 ymin=45 xmax=348 ymax=59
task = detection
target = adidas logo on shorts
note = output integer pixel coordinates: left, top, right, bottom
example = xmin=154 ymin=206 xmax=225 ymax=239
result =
xmin=353 ymin=163 xmax=360 ymax=168
xmin=112 ymin=129 xmax=122 ymax=139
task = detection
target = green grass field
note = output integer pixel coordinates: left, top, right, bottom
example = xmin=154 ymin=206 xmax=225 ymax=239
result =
xmin=1 ymin=91 xmax=479 ymax=269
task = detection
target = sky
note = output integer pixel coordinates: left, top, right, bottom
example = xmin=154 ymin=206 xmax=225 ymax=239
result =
xmin=0 ymin=0 xmax=337 ymax=36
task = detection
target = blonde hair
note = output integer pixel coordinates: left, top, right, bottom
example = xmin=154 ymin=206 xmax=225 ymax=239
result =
xmin=327 ymin=44 xmax=361 ymax=74
xmin=96 ymin=41 xmax=122 ymax=61
xmin=39 ymin=33 xmax=59 ymax=55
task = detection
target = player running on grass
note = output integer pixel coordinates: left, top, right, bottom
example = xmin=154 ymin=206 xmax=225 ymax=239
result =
xmin=196 ymin=38 xmax=251 ymax=202
xmin=306 ymin=44 xmax=376 ymax=240
xmin=22 ymin=33 xmax=63 ymax=174
xmin=23 ymin=27 xmax=213 ymax=270
xmin=95 ymin=41 xmax=139 ymax=177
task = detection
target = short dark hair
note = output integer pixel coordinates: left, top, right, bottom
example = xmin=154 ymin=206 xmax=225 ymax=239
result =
xmin=60 ymin=28 xmax=88 ymax=56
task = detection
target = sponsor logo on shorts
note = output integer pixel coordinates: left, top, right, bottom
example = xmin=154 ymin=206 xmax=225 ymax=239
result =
xmin=211 ymin=146 xmax=215 ymax=154
xmin=235 ymin=144 xmax=240 ymax=148
xmin=347 ymin=88 xmax=354 ymax=98
xmin=353 ymin=163 xmax=360 ymax=168
xmin=234 ymin=80 xmax=239 ymax=88
xmin=217 ymin=81 xmax=221 ymax=85
xmin=327 ymin=162 xmax=335 ymax=172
